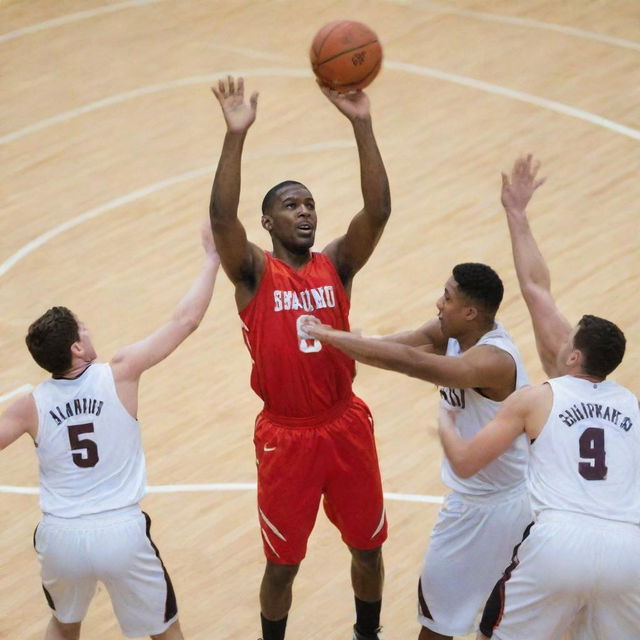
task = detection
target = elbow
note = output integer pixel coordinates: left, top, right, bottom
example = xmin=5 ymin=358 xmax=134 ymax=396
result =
xmin=449 ymin=458 xmax=478 ymax=479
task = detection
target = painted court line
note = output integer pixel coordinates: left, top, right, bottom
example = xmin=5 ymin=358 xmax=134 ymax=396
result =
xmin=0 ymin=139 xmax=355 ymax=278
xmin=4 ymin=62 xmax=639 ymax=148
xmin=384 ymin=0 xmax=640 ymax=51
xmin=0 ymin=384 xmax=34 ymax=404
xmin=0 ymin=484 xmax=444 ymax=503
xmin=0 ymin=0 xmax=163 ymax=44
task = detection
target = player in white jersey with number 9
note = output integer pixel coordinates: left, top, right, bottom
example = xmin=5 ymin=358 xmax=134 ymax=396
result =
xmin=438 ymin=155 xmax=640 ymax=639
xmin=0 ymin=224 xmax=220 ymax=640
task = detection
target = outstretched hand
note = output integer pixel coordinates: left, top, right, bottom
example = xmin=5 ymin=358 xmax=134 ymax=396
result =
xmin=501 ymin=154 xmax=546 ymax=216
xmin=317 ymin=81 xmax=371 ymax=121
xmin=211 ymin=76 xmax=258 ymax=133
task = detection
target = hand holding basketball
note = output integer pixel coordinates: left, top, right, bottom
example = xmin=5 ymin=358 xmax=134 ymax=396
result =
xmin=211 ymin=76 xmax=259 ymax=133
xmin=318 ymin=83 xmax=371 ymax=120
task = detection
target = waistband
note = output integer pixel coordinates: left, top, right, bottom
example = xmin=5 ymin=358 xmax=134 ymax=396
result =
xmin=41 ymin=503 xmax=142 ymax=527
xmin=259 ymin=393 xmax=356 ymax=428
xmin=451 ymin=481 xmax=529 ymax=505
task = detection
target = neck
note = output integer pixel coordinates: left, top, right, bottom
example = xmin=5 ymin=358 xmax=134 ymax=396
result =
xmin=56 ymin=361 xmax=93 ymax=380
xmin=456 ymin=321 xmax=496 ymax=351
xmin=272 ymin=245 xmax=312 ymax=269
xmin=572 ymin=372 xmax=604 ymax=383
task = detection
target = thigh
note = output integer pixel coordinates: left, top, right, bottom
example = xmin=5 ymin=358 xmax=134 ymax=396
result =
xmin=419 ymin=492 xmax=531 ymax=637
xmin=322 ymin=397 xmax=387 ymax=550
xmin=100 ymin=512 xmax=178 ymax=638
xmin=254 ymin=417 xmax=324 ymax=564
xmin=34 ymin=522 xmax=97 ymax=624
xmin=482 ymin=522 xmax=586 ymax=640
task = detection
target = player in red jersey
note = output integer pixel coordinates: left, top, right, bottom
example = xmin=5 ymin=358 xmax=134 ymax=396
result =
xmin=209 ymin=76 xmax=391 ymax=640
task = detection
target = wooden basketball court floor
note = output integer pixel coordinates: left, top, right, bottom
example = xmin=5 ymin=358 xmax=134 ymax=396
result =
xmin=1 ymin=1 xmax=638 ymax=638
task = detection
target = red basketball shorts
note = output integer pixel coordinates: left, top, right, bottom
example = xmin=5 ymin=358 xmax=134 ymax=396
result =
xmin=253 ymin=395 xmax=387 ymax=565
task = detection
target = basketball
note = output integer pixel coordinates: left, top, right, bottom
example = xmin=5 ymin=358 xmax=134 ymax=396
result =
xmin=310 ymin=21 xmax=383 ymax=92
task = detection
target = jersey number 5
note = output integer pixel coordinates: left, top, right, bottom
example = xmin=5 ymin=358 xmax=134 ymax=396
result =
xmin=578 ymin=427 xmax=607 ymax=481
xmin=67 ymin=422 xmax=100 ymax=468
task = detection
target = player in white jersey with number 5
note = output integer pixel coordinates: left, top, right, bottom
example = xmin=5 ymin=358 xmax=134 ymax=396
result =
xmin=302 ymin=261 xmax=533 ymax=640
xmin=438 ymin=155 xmax=640 ymax=639
xmin=0 ymin=224 xmax=220 ymax=640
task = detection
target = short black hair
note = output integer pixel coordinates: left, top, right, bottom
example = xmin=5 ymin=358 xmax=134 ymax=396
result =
xmin=25 ymin=306 xmax=79 ymax=375
xmin=452 ymin=263 xmax=504 ymax=315
xmin=261 ymin=180 xmax=306 ymax=215
xmin=574 ymin=314 xmax=626 ymax=379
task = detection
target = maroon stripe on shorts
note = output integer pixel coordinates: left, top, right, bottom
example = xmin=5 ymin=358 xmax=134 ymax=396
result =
xmin=143 ymin=511 xmax=178 ymax=623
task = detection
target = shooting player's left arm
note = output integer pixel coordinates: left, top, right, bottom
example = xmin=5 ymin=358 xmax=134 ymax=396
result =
xmin=438 ymin=387 xmax=532 ymax=477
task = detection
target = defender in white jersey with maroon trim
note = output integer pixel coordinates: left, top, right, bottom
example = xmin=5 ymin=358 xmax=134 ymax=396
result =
xmin=438 ymin=155 xmax=639 ymax=639
xmin=303 ymin=261 xmax=532 ymax=640
xmin=0 ymin=225 xmax=220 ymax=640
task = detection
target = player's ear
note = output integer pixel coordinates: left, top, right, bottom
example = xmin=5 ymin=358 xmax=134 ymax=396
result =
xmin=261 ymin=214 xmax=273 ymax=231
xmin=70 ymin=341 xmax=83 ymax=357
xmin=464 ymin=305 xmax=478 ymax=322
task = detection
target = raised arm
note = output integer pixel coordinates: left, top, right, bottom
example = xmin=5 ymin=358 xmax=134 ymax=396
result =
xmin=502 ymin=155 xmax=572 ymax=376
xmin=303 ymin=319 xmax=515 ymax=395
xmin=320 ymin=87 xmax=391 ymax=288
xmin=209 ymin=76 xmax=264 ymax=293
xmin=110 ymin=224 xmax=220 ymax=415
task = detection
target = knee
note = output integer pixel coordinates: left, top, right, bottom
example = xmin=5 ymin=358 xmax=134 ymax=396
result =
xmin=263 ymin=561 xmax=300 ymax=588
xmin=350 ymin=545 xmax=383 ymax=571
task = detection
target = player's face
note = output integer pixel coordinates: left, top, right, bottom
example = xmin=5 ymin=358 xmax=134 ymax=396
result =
xmin=436 ymin=277 xmax=473 ymax=338
xmin=75 ymin=319 xmax=98 ymax=363
xmin=263 ymin=185 xmax=317 ymax=253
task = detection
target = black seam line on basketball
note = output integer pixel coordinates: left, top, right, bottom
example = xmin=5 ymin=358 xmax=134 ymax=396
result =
xmin=331 ymin=59 xmax=382 ymax=88
xmin=314 ymin=22 xmax=343 ymax=58
xmin=316 ymin=39 xmax=379 ymax=66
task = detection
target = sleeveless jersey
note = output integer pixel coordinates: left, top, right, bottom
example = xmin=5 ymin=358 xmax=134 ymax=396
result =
xmin=32 ymin=363 xmax=146 ymax=518
xmin=529 ymin=375 xmax=640 ymax=524
xmin=240 ymin=251 xmax=355 ymax=418
xmin=440 ymin=322 xmax=530 ymax=495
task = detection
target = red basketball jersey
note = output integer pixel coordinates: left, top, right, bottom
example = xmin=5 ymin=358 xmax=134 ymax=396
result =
xmin=240 ymin=252 xmax=356 ymax=418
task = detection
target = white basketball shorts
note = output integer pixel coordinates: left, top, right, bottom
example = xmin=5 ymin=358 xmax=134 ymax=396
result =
xmin=34 ymin=505 xmax=178 ymax=638
xmin=480 ymin=510 xmax=640 ymax=640
xmin=418 ymin=485 xmax=532 ymax=637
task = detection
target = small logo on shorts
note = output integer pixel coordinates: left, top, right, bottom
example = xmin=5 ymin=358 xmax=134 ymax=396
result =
xmin=263 ymin=444 xmax=276 ymax=452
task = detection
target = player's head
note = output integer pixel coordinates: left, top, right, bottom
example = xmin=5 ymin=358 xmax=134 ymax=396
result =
xmin=26 ymin=307 xmax=96 ymax=375
xmin=261 ymin=181 xmax=317 ymax=253
xmin=560 ymin=314 xmax=626 ymax=379
xmin=437 ymin=263 xmax=504 ymax=337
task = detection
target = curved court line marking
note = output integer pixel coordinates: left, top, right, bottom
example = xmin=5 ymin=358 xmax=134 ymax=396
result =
xmin=0 ymin=139 xmax=355 ymax=278
xmin=0 ymin=69 xmax=308 ymax=145
xmin=0 ymin=0 xmax=163 ymax=44
xmin=385 ymin=60 xmax=640 ymax=140
xmin=384 ymin=0 xmax=640 ymax=51
xmin=4 ymin=61 xmax=639 ymax=148
xmin=0 ymin=384 xmax=34 ymax=404
xmin=0 ymin=484 xmax=444 ymax=503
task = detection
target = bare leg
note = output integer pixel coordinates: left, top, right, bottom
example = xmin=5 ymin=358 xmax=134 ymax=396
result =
xmin=260 ymin=561 xmax=300 ymax=621
xmin=151 ymin=620 xmax=184 ymax=640
xmin=44 ymin=618 xmax=81 ymax=640
xmin=151 ymin=619 xmax=184 ymax=640
xmin=350 ymin=546 xmax=384 ymax=601
xmin=418 ymin=626 xmax=452 ymax=640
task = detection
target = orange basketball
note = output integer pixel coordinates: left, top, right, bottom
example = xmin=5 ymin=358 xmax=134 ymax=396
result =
xmin=310 ymin=21 xmax=383 ymax=92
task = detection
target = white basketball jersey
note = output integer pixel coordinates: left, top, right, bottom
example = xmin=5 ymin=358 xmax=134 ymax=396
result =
xmin=529 ymin=375 xmax=640 ymax=524
xmin=440 ymin=322 xmax=530 ymax=495
xmin=32 ymin=363 xmax=146 ymax=517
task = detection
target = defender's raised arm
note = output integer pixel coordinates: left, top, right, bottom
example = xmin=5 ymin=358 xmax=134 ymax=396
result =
xmin=502 ymin=155 xmax=571 ymax=376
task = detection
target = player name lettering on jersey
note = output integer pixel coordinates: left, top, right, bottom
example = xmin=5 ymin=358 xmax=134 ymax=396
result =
xmin=558 ymin=401 xmax=634 ymax=431
xmin=48 ymin=397 xmax=104 ymax=426
xmin=273 ymin=286 xmax=336 ymax=312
